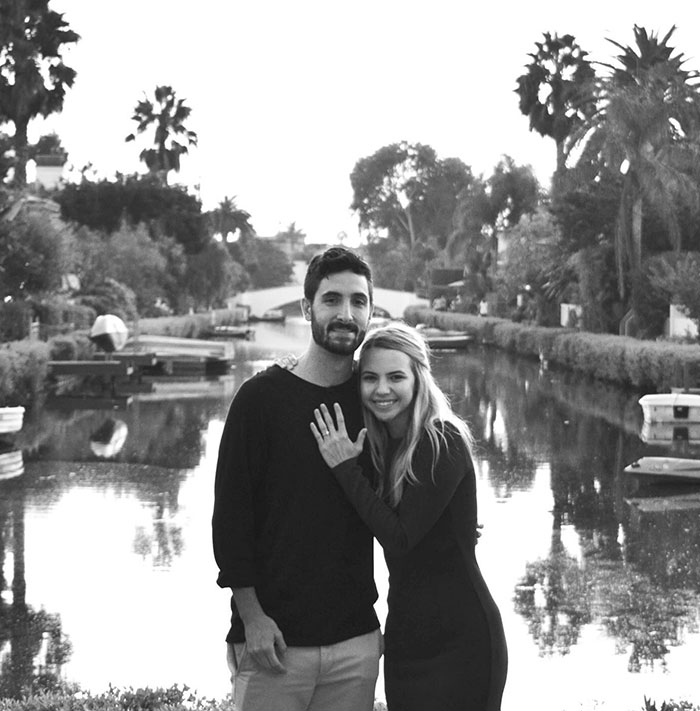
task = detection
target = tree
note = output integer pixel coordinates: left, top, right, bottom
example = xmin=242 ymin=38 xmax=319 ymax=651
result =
xmin=238 ymin=238 xmax=293 ymax=288
xmin=205 ymin=196 xmax=255 ymax=245
xmin=648 ymin=251 xmax=700 ymax=335
xmin=56 ymin=174 xmax=208 ymax=254
xmin=350 ymin=141 xmax=473 ymax=249
xmin=0 ymin=210 xmax=70 ymax=297
xmin=516 ymin=32 xmax=597 ymax=186
xmin=125 ymin=85 xmax=198 ymax=184
xmin=184 ymin=240 xmax=248 ymax=310
xmin=0 ymin=0 xmax=79 ymax=185
xmin=446 ymin=156 xmax=540 ymax=296
xmin=576 ymin=25 xmax=700 ymax=317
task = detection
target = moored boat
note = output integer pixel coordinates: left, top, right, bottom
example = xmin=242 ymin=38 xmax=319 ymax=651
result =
xmin=624 ymin=456 xmax=700 ymax=483
xmin=639 ymin=392 xmax=700 ymax=423
xmin=0 ymin=406 xmax=25 ymax=435
xmin=417 ymin=327 xmax=473 ymax=350
xmin=0 ymin=449 xmax=24 ymax=480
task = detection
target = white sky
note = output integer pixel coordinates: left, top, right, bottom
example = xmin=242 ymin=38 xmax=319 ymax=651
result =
xmin=35 ymin=0 xmax=700 ymax=245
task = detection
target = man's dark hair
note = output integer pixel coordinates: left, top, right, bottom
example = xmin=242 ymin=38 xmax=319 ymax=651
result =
xmin=304 ymin=246 xmax=373 ymax=303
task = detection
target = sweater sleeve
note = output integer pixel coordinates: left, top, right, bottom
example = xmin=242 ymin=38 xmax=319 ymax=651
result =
xmin=212 ymin=379 xmax=267 ymax=589
xmin=331 ymin=429 xmax=468 ymax=554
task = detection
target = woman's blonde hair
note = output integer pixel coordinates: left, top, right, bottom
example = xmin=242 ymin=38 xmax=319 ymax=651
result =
xmin=359 ymin=322 xmax=474 ymax=507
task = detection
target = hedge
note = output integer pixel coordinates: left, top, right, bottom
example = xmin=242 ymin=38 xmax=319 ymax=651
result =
xmin=404 ymin=306 xmax=700 ymax=392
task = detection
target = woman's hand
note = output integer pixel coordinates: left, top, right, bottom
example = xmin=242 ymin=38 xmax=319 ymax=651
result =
xmin=311 ymin=403 xmax=366 ymax=468
xmin=274 ymin=353 xmax=298 ymax=370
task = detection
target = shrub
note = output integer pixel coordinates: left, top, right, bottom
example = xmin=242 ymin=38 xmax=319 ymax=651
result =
xmin=0 ymin=340 xmax=51 ymax=408
xmin=0 ymin=300 xmax=32 ymax=341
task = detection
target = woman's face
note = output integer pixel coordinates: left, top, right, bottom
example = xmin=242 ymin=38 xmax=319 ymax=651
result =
xmin=360 ymin=347 xmax=416 ymax=438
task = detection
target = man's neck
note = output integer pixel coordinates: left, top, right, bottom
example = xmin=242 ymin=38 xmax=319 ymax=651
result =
xmin=293 ymin=342 xmax=355 ymax=387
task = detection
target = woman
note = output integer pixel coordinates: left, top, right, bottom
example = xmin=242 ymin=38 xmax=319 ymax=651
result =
xmin=310 ymin=322 xmax=507 ymax=711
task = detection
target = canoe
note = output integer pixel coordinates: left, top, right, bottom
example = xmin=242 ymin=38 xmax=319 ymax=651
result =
xmin=0 ymin=406 xmax=25 ymax=435
xmin=639 ymin=392 xmax=700 ymax=423
xmin=624 ymin=456 xmax=700 ymax=483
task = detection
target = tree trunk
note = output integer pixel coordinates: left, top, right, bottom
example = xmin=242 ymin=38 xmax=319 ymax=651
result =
xmin=12 ymin=119 xmax=29 ymax=187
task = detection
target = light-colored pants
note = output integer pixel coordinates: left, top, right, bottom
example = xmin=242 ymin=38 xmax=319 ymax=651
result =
xmin=227 ymin=629 xmax=382 ymax=711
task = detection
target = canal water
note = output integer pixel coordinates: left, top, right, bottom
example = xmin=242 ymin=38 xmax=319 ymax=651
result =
xmin=2 ymin=318 xmax=700 ymax=710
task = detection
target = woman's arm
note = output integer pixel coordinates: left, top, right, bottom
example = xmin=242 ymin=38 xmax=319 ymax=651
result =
xmin=332 ymin=430 xmax=468 ymax=554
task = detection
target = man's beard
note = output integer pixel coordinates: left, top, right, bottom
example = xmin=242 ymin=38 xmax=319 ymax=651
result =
xmin=311 ymin=316 xmax=366 ymax=356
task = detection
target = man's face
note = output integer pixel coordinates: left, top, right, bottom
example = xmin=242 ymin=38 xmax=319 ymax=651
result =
xmin=303 ymin=271 xmax=372 ymax=356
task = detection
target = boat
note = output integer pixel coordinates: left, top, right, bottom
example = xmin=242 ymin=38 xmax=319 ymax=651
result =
xmin=418 ymin=327 xmax=473 ymax=350
xmin=249 ymin=309 xmax=286 ymax=323
xmin=0 ymin=406 xmax=25 ymax=435
xmin=639 ymin=392 xmax=700 ymax=423
xmin=624 ymin=456 xmax=700 ymax=484
xmin=206 ymin=325 xmax=255 ymax=340
xmin=640 ymin=421 xmax=700 ymax=445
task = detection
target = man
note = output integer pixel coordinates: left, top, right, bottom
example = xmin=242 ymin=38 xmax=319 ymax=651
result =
xmin=212 ymin=247 xmax=381 ymax=711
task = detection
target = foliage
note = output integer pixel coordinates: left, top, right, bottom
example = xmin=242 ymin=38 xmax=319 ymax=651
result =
xmin=0 ymin=338 xmax=50 ymax=408
xmin=0 ymin=299 xmax=32 ymax=341
xmin=447 ymin=156 xmax=540 ymax=295
xmin=235 ymin=237 xmax=293 ymax=289
xmin=350 ymin=141 xmax=473 ymax=248
xmin=28 ymin=132 xmax=66 ymax=160
xmin=498 ymin=208 xmax=564 ymax=325
xmin=185 ymin=240 xmax=248 ymax=310
xmin=75 ymin=277 xmax=138 ymax=322
xmin=0 ymin=212 xmax=71 ymax=298
xmin=204 ymin=196 xmax=255 ymax=244
xmin=576 ymin=25 xmax=700 ymax=308
xmin=364 ymin=237 xmax=437 ymax=291
xmin=0 ymin=0 xmax=79 ymax=185
xmin=515 ymin=32 xmax=597 ymax=178
xmin=125 ymin=85 xmax=198 ymax=184
xmin=647 ymin=251 xmax=700 ymax=333
xmin=56 ymin=174 xmax=208 ymax=254
xmin=71 ymin=223 xmax=184 ymax=316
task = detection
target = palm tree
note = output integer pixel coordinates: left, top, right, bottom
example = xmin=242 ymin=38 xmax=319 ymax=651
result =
xmin=206 ymin=196 xmax=254 ymax=244
xmin=515 ymin=32 xmax=597 ymax=189
xmin=125 ymin=85 xmax=198 ymax=184
xmin=0 ymin=0 xmax=79 ymax=186
xmin=579 ymin=26 xmax=700 ymax=310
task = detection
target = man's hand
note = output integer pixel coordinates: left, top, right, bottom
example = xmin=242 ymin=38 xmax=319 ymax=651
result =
xmin=232 ymin=587 xmax=287 ymax=673
xmin=243 ymin=613 xmax=288 ymax=673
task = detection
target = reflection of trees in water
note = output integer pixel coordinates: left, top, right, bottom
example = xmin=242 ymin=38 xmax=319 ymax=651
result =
xmin=433 ymin=347 xmax=700 ymax=670
xmin=514 ymin=530 xmax=591 ymax=656
xmin=133 ymin=496 xmax=184 ymax=568
xmin=0 ymin=480 xmax=71 ymax=697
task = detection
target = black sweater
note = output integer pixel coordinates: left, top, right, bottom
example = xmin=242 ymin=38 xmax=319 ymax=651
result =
xmin=212 ymin=365 xmax=379 ymax=646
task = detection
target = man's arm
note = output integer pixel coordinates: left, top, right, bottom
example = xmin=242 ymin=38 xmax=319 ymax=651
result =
xmin=231 ymin=587 xmax=287 ymax=673
xmin=212 ymin=380 xmax=287 ymax=672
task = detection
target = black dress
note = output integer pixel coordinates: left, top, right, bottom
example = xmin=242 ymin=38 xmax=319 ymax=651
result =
xmin=332 ymin=427 xmax=507 ymax=711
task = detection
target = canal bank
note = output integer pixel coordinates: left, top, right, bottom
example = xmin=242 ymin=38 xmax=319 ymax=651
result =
xmin=404 ymin=306 xmax=700 ymax=392
xmin=3 ymin=305 xmax=700 ymax=411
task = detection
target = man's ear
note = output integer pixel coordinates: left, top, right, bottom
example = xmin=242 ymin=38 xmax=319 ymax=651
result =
xmin=301 ymin=298 xmax=311 ymax=321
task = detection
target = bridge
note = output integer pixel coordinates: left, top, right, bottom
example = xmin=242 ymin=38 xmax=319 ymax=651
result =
xmin=230 ymin=285 xmax=429 ymax=319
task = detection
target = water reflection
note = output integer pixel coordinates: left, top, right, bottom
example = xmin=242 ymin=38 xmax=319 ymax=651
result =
xmin=0 ymin=479 xmax=71 ymax=697
xmin=1 ymin=331 xmax=699 ymax=707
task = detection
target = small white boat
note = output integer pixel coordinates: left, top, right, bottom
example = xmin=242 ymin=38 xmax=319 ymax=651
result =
xmin=624 ymin=456 xmax=700 ymax=483
xmin=639 ymin=392 xmax=700 ymax=424
xmin=640 ymin=421 xmax=700 ymax=445
xmin=0 ymin=406 xmax=25 ymax=435
xmin=417 ymin=327 xmax=473 ymax=350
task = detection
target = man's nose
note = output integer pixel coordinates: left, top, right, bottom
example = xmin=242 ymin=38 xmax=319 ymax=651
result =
xmin=337 ymin=299 xmax=353 ymax=320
